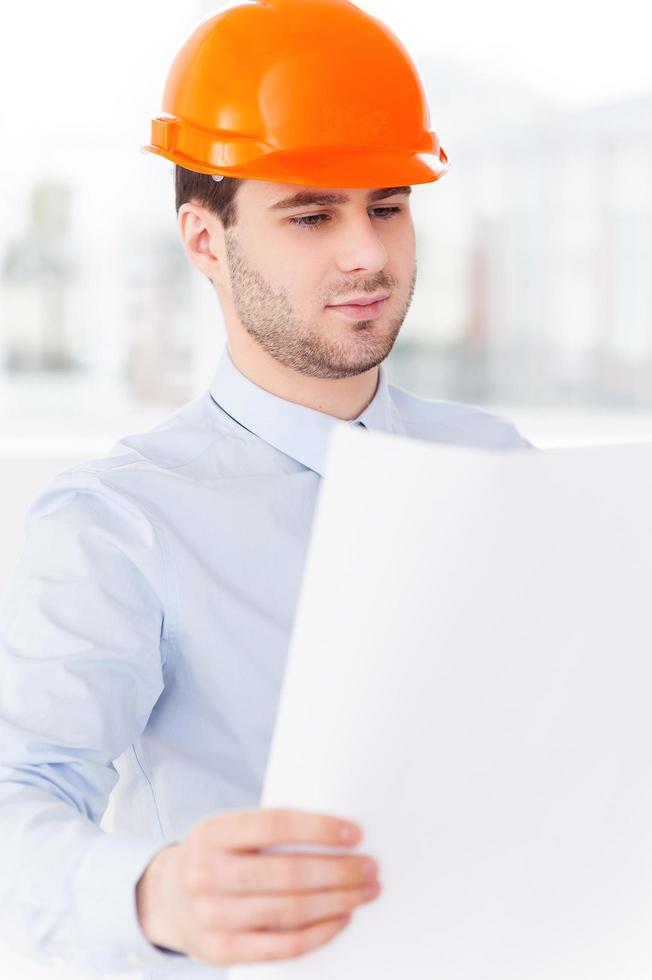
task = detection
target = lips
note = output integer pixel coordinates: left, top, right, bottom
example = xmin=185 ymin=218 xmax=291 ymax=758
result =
xmin=327 ymin=297 xmax=387 ymax=319
xmin=330 ymin=293 xmax=389 ymax=307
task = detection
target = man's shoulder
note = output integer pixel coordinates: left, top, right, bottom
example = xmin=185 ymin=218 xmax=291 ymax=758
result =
xmin=389 ymin=382 xmax=536 ymax=451
xmin=25 ymin=391 xmax=234 ymax=527
xmin=65 ymin=390 xmax=236 ymax=484
xmin=98 ymin=390 xmax=230 ymax=474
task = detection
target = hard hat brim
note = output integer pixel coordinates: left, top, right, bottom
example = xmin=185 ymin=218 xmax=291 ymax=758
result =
xmin=141 ymin=142 xmax=449 ymax=188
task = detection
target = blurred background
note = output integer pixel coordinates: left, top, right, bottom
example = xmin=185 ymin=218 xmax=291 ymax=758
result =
xmin=1 ymin=0 xmax=651 ymax=974
xmin=2 ymin=0 xmax=652 ymax=459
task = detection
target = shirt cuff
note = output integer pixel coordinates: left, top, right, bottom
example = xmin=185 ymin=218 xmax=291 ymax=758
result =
xmin=71 ymin=830 xmax=189 ymax=973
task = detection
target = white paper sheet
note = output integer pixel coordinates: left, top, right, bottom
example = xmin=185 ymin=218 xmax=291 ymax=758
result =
xmin=228 ymin=427 xmax=652 ymax=980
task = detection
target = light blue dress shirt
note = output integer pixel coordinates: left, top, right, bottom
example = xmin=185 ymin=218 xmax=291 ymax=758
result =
xmin=0 ymin=345 xmax=535 ymax=978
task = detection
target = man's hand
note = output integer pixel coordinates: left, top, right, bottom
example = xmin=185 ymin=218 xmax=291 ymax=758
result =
xmin=135 ymin=807 xmax=381 ymax=965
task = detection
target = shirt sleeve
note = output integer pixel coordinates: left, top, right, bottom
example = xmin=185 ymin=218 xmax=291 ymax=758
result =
xmin=508 ymin=427 xmax=538 ymax=450
xmin=480 ymin=412 xmax=539 ymax=451
xmin=0 ymin=466 xmax=188 ymax=974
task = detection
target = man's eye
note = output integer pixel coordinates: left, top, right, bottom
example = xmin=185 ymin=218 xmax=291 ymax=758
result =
xmin=288 ymin=207 xmax=401 ymax=232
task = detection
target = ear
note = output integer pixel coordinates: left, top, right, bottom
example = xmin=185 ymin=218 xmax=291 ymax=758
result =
xmin=177 ymin=202 xmax=222 ymax=284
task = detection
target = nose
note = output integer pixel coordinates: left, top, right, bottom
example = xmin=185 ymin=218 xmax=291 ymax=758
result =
xmin=334 ymin=212 xmax=389 ymax=275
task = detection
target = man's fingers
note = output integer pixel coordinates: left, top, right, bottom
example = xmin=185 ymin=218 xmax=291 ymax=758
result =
xmin=196 ymin=882 xmax=380 ymax=932
xmin=212 ymin=851 xmax=377 ymax=894
xmin=196 ymin=807 xmax=361 ymax=851
xmin=199 ymin=913 xmax=352 ymax=965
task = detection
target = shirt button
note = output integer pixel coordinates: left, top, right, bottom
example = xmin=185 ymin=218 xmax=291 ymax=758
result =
xmin=127 ymin=953 xmax=144 ymax=966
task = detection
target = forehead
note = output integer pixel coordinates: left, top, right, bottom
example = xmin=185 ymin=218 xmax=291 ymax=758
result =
xmin=243 ymin=180 xmax=412 ymax=210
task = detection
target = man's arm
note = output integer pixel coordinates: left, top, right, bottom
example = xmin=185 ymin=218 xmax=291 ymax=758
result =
xmin=0 ymin=468 xmax=184 ymax=974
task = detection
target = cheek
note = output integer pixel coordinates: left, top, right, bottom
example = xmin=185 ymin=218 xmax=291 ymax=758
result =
xmin=397 ymin=231 xmax=416 ymax=277
xmin=381 ymin=220 xmax=413 ymax=262
xmin=279 ymin=249 xmax=330 ymax=305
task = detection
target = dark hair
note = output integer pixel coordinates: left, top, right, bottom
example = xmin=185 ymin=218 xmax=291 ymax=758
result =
xmin=174 ymin=165 xmax=244 ymax=229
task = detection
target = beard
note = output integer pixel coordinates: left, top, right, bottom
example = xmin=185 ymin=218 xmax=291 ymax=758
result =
xmin=223 ymin=228 xmax=417 ymax=380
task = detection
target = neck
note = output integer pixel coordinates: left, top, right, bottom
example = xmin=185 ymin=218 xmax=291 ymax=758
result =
xmin=226 ymin=331 xmax=380 ymax=420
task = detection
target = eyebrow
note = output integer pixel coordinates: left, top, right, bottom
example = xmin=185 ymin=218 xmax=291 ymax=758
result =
xmin=268 ymin=186 xmax=412 ymax=211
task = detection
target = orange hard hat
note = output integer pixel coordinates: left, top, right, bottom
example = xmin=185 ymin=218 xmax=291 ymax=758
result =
xmin=141 ymin=0 xmax=449 ymax=188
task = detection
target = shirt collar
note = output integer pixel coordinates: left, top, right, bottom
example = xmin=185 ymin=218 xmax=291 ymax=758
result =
xmin=208 ymin=345 xmax=405 ymax=476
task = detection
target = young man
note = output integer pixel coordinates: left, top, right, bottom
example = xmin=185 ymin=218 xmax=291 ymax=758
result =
xmin=0 ymin=1 xmax=535 ymax=977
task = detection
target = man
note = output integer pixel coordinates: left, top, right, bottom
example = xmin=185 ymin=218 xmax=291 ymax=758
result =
xmin=0 ymin=1 xmax=535 ymax=977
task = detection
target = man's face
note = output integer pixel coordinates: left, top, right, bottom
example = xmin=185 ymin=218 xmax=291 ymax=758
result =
xmin=215 ymin=179 xmax=417 ymax=379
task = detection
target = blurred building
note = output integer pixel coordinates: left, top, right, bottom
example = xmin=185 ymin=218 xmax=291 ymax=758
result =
xmin=1 ymin=181 xmax=81 ymax=372
xmin=390 ymin=69 xmax=652 ymax=406
xmin=120 ymin=217 xmax=194 ymax=403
